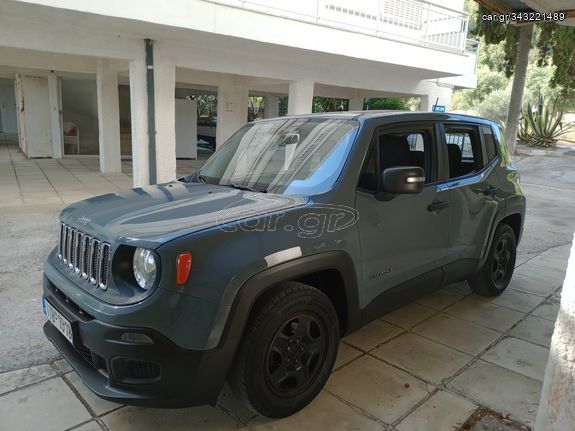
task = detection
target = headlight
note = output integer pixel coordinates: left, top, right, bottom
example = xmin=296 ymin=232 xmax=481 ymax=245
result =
xmin=133 ymin=247 xmax=157 ymax=290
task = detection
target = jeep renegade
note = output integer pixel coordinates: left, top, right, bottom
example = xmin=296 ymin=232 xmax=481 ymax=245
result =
xmin=42 ymin=111 xmax=525 ymax=418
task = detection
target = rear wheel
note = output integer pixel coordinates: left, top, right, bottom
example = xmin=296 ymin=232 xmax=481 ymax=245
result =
xmin=469 ymin=223 xmax=517 ymax=296
xmin=230 ymin=282 xmax=339 ymax=418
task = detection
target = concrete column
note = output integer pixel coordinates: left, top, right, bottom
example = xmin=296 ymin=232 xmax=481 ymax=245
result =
xmin=47 ymin=72 xmax=63 ymax=159
xmin=96 ymin=60 xmax=121 ymax=173
xmin=216 ymin=75 xmax=248 ymax=148
xmin=536 ymin=233 xmax=575 ymax=431
xmin=153 ymin=43 xmax=176 ymax=183
xmin=287 ymin=80 xmax=314 ymax=115
xmin=263 ymin=94 xmax=279 ymax=119
xmin=349 ymin=92 xmax=365 ymax=111
xmin=128 ymin=57 xmax=150 ymax=187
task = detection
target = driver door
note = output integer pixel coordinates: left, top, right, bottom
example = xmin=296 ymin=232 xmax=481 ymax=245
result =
xmin=355 ymin=122 xmax=451 ymax=312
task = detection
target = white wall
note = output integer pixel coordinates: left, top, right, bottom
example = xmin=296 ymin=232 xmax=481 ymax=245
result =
xmin=0 ymin=78 xmax=18 ymax=135
xmin=61 ymin=79 xmax=99 ymax=155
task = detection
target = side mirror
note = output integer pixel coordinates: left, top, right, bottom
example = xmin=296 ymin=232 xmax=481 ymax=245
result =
xmin=377 ymin=166 xmax=425 ymax=200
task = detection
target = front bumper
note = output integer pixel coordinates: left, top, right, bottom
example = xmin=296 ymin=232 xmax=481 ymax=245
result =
xmin=42 ymin=275 xmax=235 ymax=408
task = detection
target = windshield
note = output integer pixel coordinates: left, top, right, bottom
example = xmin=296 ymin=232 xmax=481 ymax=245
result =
xmin=198 ymin=118 xmax=359 ymax=195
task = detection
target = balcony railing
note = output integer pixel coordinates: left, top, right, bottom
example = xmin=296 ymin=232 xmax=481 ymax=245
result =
xmin=210 ymin=0 xmax=471 ymax=53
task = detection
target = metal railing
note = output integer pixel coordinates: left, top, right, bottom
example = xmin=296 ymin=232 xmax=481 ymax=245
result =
xmin=210 ymin=0 xmax=471 ymax=53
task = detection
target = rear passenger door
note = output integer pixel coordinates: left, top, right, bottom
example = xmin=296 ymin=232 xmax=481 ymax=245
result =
xmin=440 ymin=122 xmax=503 ymax=283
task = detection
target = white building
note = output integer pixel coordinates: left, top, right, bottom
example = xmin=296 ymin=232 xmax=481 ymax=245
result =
xmin=0 ymin=0 xmax=478 ymax=187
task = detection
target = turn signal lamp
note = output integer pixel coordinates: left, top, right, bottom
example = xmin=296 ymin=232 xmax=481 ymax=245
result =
xmin=177 ymin=252 xmax=192 ymax=285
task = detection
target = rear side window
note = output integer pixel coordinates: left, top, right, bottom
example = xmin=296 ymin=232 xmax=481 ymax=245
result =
xmin=482 ymin=125 xmax=498 ymax=162
xmin=444 ymin=124 xmax=482 ymax=179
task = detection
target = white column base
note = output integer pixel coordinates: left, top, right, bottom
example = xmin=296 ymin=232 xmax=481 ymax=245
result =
xmin=96 ymin=60 xmax=122 ymax=173
xmin=128 ymin=57 xmax=150 ymax=188
xmin=288 ymin=80 xmax=314 ymax=115
xmin=216 ymin=75 xmax=248 ymax=148
xmin=263 ymin=94 xmax=279 ymax=119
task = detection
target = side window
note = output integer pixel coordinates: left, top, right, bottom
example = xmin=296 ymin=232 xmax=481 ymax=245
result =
xmin=357 ymin=124 xmax=436 ymax=192
xmin=482 ymin=125 xmax=498 ymax=162
xmin=444 ymin=124 xmax=482 ymax=179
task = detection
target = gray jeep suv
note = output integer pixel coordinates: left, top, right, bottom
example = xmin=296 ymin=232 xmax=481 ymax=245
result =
xmin=42 ymin=111 xmax=525 ymax=418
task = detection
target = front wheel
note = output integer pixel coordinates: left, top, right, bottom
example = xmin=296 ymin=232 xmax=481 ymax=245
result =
xmin=230 ymin=282 xmax=339 ymax=418
xmin=469 ymin=223 xmax=517 ymax=296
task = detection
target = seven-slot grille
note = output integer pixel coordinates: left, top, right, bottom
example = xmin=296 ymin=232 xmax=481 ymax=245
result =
xmin=58 ymin=222 xmax=111 ymax=290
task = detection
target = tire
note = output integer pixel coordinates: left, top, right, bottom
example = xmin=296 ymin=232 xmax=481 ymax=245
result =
xmin=469 ymin=223 xmax=517 ymax=296
xmin=230 ymin=281 xmax=340 ymax=418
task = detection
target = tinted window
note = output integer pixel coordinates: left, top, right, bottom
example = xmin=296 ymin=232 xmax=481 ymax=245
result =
xmin=444 ymin=125 xmax=482 ymax=179
xmin=482 ymin=125 xmax=498 ymax=162
xmin=357 ymin=124 xmax=435 ymax=192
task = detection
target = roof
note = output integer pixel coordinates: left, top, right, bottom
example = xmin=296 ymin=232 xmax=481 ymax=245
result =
xmin=255 ymin=110 xmax=494 ymax=124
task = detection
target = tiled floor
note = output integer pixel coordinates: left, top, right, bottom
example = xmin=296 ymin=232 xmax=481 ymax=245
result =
xmin=0 ymin=140 xmax=210 ymax=207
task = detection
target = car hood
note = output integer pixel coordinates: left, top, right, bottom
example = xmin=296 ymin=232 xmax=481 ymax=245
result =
xmin=60 ymin=182 xmax=308 ymax=247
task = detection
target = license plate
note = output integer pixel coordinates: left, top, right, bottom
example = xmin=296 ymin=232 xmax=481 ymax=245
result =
xmin=42 ymin=296 xmax=74 ymax=344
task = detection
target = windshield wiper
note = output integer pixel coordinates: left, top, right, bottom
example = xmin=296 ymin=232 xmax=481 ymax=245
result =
xmin=226 ymin=183 xmax=268 ymax=193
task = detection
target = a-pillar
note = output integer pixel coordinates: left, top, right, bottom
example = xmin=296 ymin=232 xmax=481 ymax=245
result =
xmin=128 ymin=40 xmax=176 ymax=187
xmin=348 ymin=91 xmax=365 ymax=111
xmin=263 ymin=94 xmax=279 ymax=119
xmin=96 ymin=60 xmax=121 ymax=173
xmin=216 ymin=75 xmax=248 ymax=148
xmin=47 ymin=72 xmax=63 ymax=159
xmin=288 ymin=80 xmax=314 ymax=115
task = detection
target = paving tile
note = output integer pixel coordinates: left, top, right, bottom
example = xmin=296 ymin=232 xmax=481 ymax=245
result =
xmin=443 ymin=297 xmax=524 ymax=331
xmin=0 ymin=377 xmax=91 ymax=431
xmin=0 ymin=364 xmax=57 ymax=395
xmin=510 ymin=315 xmax=555 ymax=348
xmin=416 ymin=289 xmax=464 ymax=310
xmin=51 ymin=359 xmax=73 ymax=374
xmin=444 ymin=281 xmax=473 ymax=296
xmin=72 ymin=421 xmax=104 ymax=431
xmin=529 ymin=251 xmax=569 ymax=273
xmin=326 ymin=355 xmax=429 ymax=424
xmin=249 ymin=391 xmax=385 ymax=430
xmin=381 ymin=303 xmax=436 ymax=329
xmin=531 ymin=297 xmax=561 ymax=321
xmin=66 ymin=372 xmax=121 ymax=415
xmin=101 ymin=404 xmax=238 ymax=430
xmin=396 ymin=390 xmax=477 ymax=431
xmin=344 ymin=319 xmax=403 ymax=351
xmin=481 ymin=337 xmax=549 ymax=382
xmin=471 ymin=288 xmax=545 ymax=313
xmin=508 ymin=274 xmax=559 ymax=297
xmin=372 ymin=333 xmax=472 ymax=384
xmin=412 ymin=313 xmax=501 ymax=355
xmin=335 ymin=342 xmax=363 ymax=369
xmin=514 ymin=263 xmax=565 ymax=286
xmin=448 ymin=360 xmax=541 ymax=426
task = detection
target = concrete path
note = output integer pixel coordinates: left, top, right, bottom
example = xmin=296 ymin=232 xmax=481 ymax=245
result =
xmin=1 ymin=142 xmax=574 ymax=430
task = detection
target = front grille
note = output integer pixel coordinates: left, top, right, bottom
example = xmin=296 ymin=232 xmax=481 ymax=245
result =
xmin=58 ymin=222 xmax=111 ymax=290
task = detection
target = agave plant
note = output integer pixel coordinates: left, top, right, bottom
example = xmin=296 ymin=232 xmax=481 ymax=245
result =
xmin=524 ymin=93 xmax=575 ymax=147
xmin=517 ymin=115 xmax=532 ymax=145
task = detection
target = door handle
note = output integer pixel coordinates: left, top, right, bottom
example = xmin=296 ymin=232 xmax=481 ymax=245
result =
xmin=474 ymin=185 xmax=500 ymax=196
xmin=427 ymin=200 xmax=450 ymax=212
